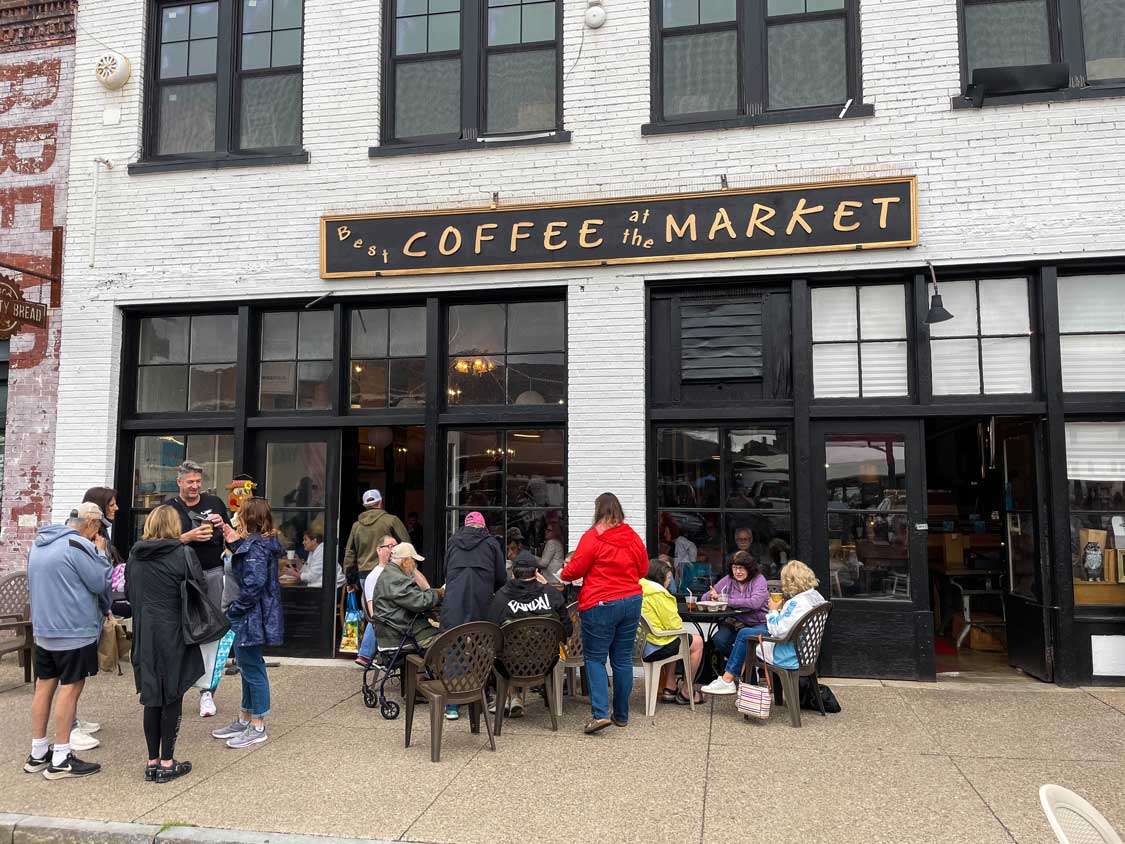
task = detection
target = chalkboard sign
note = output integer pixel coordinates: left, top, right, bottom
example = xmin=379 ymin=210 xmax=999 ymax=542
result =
xmin=320 ymin=176 xmax=917 ymax=279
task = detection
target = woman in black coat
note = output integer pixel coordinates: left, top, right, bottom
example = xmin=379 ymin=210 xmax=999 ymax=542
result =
xmin=126 ymin=504 xmax=205 ymax=784
xmin=440 ymin=511 xmax=507 ymax=631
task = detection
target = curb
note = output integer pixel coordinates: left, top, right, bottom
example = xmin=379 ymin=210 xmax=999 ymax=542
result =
xmin=0 ymin=815 xmax=398 ymax=844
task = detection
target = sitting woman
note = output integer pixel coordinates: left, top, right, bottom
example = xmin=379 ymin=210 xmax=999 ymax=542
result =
xmin=701 ymin=560 xmax=825 ymax=696
xmin=704 ymin=551 xmax=768 ymax=659
xmin=640 ymin=560 xmax=704 ymax=705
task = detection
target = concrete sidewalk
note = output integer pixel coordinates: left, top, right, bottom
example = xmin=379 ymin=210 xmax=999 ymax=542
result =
xmin=0 ymin=658 xmax=1123 ymax=844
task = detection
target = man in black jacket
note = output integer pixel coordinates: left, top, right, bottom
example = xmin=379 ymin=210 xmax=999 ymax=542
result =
xmin=486 ymin=550 xmax=571 ymax=718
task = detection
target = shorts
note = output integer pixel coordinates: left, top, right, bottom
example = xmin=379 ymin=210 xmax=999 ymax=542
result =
xmin=35 ymin=642 xmax=99 ymax=685
xmin=642 ymin=634 xmax=693 ymax=663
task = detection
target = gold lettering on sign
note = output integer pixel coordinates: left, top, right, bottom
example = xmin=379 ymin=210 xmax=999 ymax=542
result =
xmin=404 ymin=231 xmax=428 ymax=257
xmin=353 ymin=239 xmax=363 ymax=248
xmin=746 ymin=204 xmax=776 ymax=237
xmin=786 ymin=198 xmax=825 ymax=235
xmin=708 ymin=208 xmax=737 ymax=241
xmin=872 ymin=197 xmax=900 ymax=229
xmin=510 ymin=221 xmax=534 ymax=252
xmin=665 ymin=213 xmax=697 ymax=242
xmin=337 ymin=225 xmax=352 ymax=241
xmin=474 ymin=223 xmax=498 ymax=254
xmin=833 ymin=200 xmax=863 ymax=232
xmin=439 ymin=226 xmax=463 ymax=256
xmin=543 ymin=221 xmax=568 ymax=251
xmin=579 ymin=219 xmax=604 ymax=248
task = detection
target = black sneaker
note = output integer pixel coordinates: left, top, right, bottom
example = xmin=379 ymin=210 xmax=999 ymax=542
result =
xmin=43 ymin=752 xmax=101 ymax=780
xmin=153 ymin=760 xmax=192 ymax=783
xmin=144 ymin=763 xmax=157 ymax=782
xmin=23 ymin=748 xmax=51 ymax=774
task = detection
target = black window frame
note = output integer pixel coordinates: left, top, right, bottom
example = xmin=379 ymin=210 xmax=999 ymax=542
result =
xmin=138 ymin=0 xmax=308 ymax=171
xmin=954 ymin=0 xmax=1125 ymax=107
xmin=645 ymin=0 xmax=872 ymax=135
xmin=378 ymin=0 xmax=565 ymax=151
xmin=134 ymin=313 xmax=240 ymax=416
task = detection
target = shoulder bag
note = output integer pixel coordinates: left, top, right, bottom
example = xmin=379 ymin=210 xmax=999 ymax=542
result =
xmin=734 ymin=635 xmax=772 ymax=720
xmin=181 ymin=546 xmax=231 ymax=645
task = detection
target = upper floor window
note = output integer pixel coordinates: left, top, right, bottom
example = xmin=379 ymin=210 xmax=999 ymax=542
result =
xmin=811 ymin=284 xmax=909 ymax=399
xmin=960 ymin=0 xmax=1125 ymax=97
xmin=148 ymin=0 xmax=303 ymax=159
xmin=136 ymin=315 xmax=238 ymax=412
xmin=384 ymin=0 xmax=561 ymax=144
xmin=654 ymin=0 xmax=862 ymax=124
xmin=350 ymin=306 xmax=427 ymax=409
xmin=259 ymin=310 xmax=332 ymax=411
xmin=1058 ymin=274 xmax=1125 ymax=393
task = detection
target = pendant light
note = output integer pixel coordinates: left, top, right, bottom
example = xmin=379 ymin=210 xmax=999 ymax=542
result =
xmin=924 ymin=260 xmax=954 ymax=325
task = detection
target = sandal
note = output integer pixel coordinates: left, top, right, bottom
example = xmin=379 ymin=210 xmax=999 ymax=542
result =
xmin=659 ymin=688 xmax=678 ymax=704
xmin=583 ymin=718 xmax=612 ymax=734
xmin=675 ymin=688 xmax=705 ymax=706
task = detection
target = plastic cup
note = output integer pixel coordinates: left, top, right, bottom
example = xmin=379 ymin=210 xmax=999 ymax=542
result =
xmin=287 ymin=550 xmax=296 ymax=561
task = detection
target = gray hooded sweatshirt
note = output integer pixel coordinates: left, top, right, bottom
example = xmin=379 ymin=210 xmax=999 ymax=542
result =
xmin=28 ymin=524 xmax=111 ymax=650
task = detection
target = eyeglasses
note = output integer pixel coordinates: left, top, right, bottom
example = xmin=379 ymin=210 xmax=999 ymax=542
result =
xmin=379 ymin=542 xmax=397 ymax=550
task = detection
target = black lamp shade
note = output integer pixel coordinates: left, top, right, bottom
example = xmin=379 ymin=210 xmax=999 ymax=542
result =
xmin=926 ymin=292 xmax=954 ymax=324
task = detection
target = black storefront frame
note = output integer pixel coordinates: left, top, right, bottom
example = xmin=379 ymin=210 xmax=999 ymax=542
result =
xmin=647 ymin=259 xmax=1125 ymax=686
xmin=115 ymin=290 xmax=568 ymax=658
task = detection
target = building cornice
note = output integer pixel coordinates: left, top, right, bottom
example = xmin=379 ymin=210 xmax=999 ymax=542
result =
xmin=0 ymin=1 xmax=77 ymax=53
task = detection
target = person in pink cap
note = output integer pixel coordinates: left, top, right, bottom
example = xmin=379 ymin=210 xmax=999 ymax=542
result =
xmin=439 ymin=511 xmax=507 ymax=720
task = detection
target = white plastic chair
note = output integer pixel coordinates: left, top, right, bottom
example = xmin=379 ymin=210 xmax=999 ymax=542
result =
xmin=636 ymin=615 xmax=695 ymax=716
xmin=1040 ymin=784 xmax=1124 ymax=844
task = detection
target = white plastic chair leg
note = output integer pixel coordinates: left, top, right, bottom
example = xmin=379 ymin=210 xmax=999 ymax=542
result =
xmin=552 ymin=663 xmax=563 ymax=718
xmin=644 ymin=662 xmax=657 ymax=716
xmin=681 ymin=651 xmax=695 ymax=712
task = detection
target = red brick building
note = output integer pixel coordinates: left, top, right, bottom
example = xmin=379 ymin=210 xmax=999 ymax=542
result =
xmin=0 ymin=0 xmax=77 ymax=571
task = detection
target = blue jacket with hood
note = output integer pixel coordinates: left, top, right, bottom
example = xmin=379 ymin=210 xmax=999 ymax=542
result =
xmin=227 ymin=533 xmax=284 ymax=648
xmin=28 ymin=524 xmax=111 ymax=644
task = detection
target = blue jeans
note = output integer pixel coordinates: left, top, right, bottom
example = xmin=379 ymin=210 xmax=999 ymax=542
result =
xmin=234 ymin=642 xmax=270 ymax=719
xmin=725 ymin=624 xmax=770 ymax=678
xmin=711 ymin=624 xmax=737 ymax=658
xmin=579 ymin=594 xmax=642 ymax=723
xmin=358 ymin=624 xmax=377 ymax=661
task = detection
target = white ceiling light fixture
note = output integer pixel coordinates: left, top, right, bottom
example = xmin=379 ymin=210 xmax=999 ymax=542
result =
xmin=94 ymin=51 xmax=132 ymax=90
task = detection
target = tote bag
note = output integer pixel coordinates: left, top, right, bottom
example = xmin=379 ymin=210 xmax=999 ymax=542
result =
xmin=734 ymin=636 xmax=772 ymax=720
xmin=181 ymin=547 xmax=231 ymax=646
xmin=338 ymin=592 xmax=362 ymax=653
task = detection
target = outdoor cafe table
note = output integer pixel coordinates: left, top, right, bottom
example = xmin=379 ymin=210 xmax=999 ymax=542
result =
xmin=676 ymin=602 xmax=747 ymax=683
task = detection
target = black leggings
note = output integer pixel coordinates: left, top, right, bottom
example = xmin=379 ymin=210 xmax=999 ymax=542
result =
xmin=143 ymin=698 xmax=183 ymax=761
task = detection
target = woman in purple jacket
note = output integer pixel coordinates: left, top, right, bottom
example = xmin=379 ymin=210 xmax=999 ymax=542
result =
xmin=704 ymin=551 xmax=769 ymax=658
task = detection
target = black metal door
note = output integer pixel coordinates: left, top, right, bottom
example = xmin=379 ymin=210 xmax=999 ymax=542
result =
xmin=1000 ymin=419 xmax=1054 ymax=681
xmin=811 ymin=419 xmax=934 ymax=680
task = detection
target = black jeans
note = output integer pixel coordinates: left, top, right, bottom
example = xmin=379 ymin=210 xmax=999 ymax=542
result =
xmin=143 ymin=697 xmax=183 ymax=760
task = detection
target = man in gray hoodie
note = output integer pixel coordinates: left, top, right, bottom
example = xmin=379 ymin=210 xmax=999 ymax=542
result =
xmin=24 ymin=502 xmax=112 ymax=780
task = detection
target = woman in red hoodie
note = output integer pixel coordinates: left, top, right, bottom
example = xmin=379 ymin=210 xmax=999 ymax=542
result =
xmin=560 ymin=492 xmax=648 ymax=734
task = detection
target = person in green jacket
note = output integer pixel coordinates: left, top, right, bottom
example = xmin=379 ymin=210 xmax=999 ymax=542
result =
xmin=342 ymin=489 xmax=411 ymax=589
xmin=371 ymin=543 xmax=444 ymax=650
xmin=640 ymin=559 xmax=704 ymax=705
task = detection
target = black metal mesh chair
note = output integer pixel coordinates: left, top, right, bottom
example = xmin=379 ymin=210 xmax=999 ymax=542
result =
xmin=494 ymin=617 xmax=565 ymax=735
xmin=745 ymin=602 xmax=832 ymax=727
xmin=404 ymin=621 xmax=503 ymax=762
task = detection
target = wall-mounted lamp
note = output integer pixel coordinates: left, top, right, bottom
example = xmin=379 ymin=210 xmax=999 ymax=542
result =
xmin=924 ymin=260 xmax=954 ymax=325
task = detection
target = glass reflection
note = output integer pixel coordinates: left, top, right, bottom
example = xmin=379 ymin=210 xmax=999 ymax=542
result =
xmin=446 ymin=430 xmax=503 ymax=507
xmin=726 ymin=427 xmax=790 ymax=508
xmin=827 ymin=512 xmax=909 ymax=599
xmin=265 ymin=441 xmax=327 ymax=507
xmin=506 ymin=430 xmax=564 ymax=508
xmin=656 ymin=428 xmax=721 ymax=508
xmin=825 ymin=435 xmax=906 ymax=510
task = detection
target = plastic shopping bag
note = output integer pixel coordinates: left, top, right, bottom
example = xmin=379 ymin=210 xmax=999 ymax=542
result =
xmin=338 ymin=592 xmax=362 ymax=654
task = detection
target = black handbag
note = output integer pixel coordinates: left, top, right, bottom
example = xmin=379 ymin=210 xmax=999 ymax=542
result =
xmin=181 ymin=547 xmax=231 ymax=645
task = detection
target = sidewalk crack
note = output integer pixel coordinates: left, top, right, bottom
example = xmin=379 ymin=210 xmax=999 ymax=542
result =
xmin=948 ymin=755 xmax=1019 ymax=844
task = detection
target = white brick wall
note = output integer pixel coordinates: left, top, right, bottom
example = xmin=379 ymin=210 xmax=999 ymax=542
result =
xmin=51 ymin=0 xmax=1125 ymax=529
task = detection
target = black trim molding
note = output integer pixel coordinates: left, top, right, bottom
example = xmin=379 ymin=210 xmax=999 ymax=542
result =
xmin=950 ymin=85 xmax=1125 ymax=110
xmin=642 ymin=103 xmax=874 ymax=136
xmin=369 ymin=131 xmax=572 ymax=158
xmin=128 ymin=150 xmax=310 ymax=175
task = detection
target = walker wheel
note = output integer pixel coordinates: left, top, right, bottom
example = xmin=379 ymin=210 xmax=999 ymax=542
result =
xmin=381 ymin=699 xmax=400 ymax=720
xmin=362 ymin=687 xmax=377 ymax=709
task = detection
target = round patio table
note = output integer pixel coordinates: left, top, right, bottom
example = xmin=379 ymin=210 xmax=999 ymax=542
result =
xmin=676 ymin=603 xmax=749 ymax=684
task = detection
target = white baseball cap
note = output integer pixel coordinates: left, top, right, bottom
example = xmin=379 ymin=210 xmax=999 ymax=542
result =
xmin=362 ymin=489 xmax=383 ymax=506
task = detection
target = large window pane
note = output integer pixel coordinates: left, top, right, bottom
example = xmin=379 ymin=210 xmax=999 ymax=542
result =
xmin=979 ymin=278 xmax=1030 ymax=335
xmin=726 ymin=512 xmax=793 ymax=578
xmin=389 ymin=358 xmax=426 ymax=406
xmin=350 ymin=359 xmax=389 ymax=408
xmin=767 ymin=17 xmax=846 ymax=110
xmin=656 ymin=428 xmax=720 ymax=508
xmin=1082 ymin=0 xmax=1125 ymax=80
xmin=185 ymin=433 xmax=234 ymax=496
xmin=240 ymin=72 xmax=302 ymax=149
xmin=390 ymin=307 xmax=427 ymax=356
xmin=188 ymin=364 xmax=236 ymax=411
xmin=658 ymin=510 xmax=723 ymax=587
xmin=486 ymin=48 xmax=556 ymax=133
xmin=663 ymin=30 xmax=738 ymax=117
xmin=812 ymin=343 xmax=859 ymax=397
xmin=265 ymin=441 xmax=327 ymax=507
xmin=163 ymin=5 xmax=191 ymax=41
xmin=298 ymin=310 xmax=333 ymax=360
xmin=825 ymin=434 xmax=906 ymax=509
xmin=726 ymin=428 xmax=790 ymax=509
xmin=1058 ymin=274 xmax=1125 ymax=333
xmin=161 ymin=42 xmax=189 ymax=78
xmin=508 ymin=301 xmax=564 ymax=352
xmin=981 ymin=337 xmax=1032 ymax=393
xmin=260 ymin=360 xmax=296 ymax=409
xmin=132 ymin=433 xmax=232 ymax=509
xmin=663 ymin=0 xmax=698 ymax=27
xmin=811 ymin=287 xmax=857 ymax=341
xmin=190 ymin=315 xmax=238 ymax=362
xmin=395 ymin=59 xmax=461 ymax=138
xmin=449 ymin=304 xmax=505 ymax=354
xmin=448 ymin=356 xmax=506 ymax=404
xmin=1066 ymin=422 xmax=1125 ymax=606
xmin=297 ymin=360 xmax=332 ymax=409
xmin=860 ymin=341 xmax=908 ymax=397
xmin=927 ymin=280 xmax=978 ymax=339
xmin=262 ymin=312 xmax=298 ymax=360
xmin=507 ymin=354 xmax=565 ymax=405
xmin=140 ymin=317 xmax=189 ymax=364
xmin=964 ymin=0 xmax=1051 ymax=75
xmin=858 ymin=285 xmax=906 ymax=340
xmin=137 ymin=366 xmax=188 ymax=412
xmin=447 ymin=430 xmax=503 ymax=507
xmin=351 ymin=309 xmax=389 ymax=358
xmin=828 ymin=512 xmax=910 ymax=599
xmin=1061 ymin=335 xmax=1125 ymax=392
xmin=931 ymin=337 xmax=982 ymax=396
xmin=506 ymin=429 xmax=564 ymax=508
xmin=157 ymin=81 xmax=216 ymax=155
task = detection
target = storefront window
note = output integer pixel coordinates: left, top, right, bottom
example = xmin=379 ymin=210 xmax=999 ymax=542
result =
xmin=811 ymin=284 xmax=908 ymax=398
xmin=445 ymin=428 xmax=564 ymax=557
xmin=350 ymin=306 xmax=426 ymax=408
xmin=1058 ymin=274 xmax=1125 ymax=393
xmin=824 ymin=433 xmax=909 ymax=600
xmin=259 ymin=310 xmax=333 ymax=410
xmin=137 ymin=314 xmax=238 ymax=412
xmin=130 ymin=432 xmax=233 ymax=539
xmin=930 ymin=278 xmax=1032 ymax=395
xmin=447 ymin=300 xmax=565 ymax=405
xmin=655 ymin=425 xmax=792 ymax=592
xmin=1067 ymin=422 xmax=1125 ymax=606
xmin=265 ymin=440 xmax=327 ymax=577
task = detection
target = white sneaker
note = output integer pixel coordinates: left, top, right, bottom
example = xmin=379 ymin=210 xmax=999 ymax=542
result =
xmin=199 ymin=691 xmax=217 ymax=718
xmin=69 ymin=729 xmax=100 ymax=751
xmin=75 ymin=720 xmax=100 ymax=734
xmin=701 ymin=677 xmax=738 ymax=695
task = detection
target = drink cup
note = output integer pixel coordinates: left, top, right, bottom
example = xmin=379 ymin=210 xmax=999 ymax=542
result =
xmin=287 ymin=549 xmax=296 ymax=561
xmin=199 ymin=521 xmax=213 ymax=539
xmin=770 ymin=591 xmax=783 ymax=606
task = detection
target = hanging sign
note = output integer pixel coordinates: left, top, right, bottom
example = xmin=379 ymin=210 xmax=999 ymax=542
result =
xmin=321 ymin=176 xmax=917 ymax=278
xmin=0 ymin=274 xmax=47 ymax=337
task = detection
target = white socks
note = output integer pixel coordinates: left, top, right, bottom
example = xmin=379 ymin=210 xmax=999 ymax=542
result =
xmin=31 ymin=737 xmax=49 ymax=758
xmin=52 ymin=744 xmax=70 ymax=766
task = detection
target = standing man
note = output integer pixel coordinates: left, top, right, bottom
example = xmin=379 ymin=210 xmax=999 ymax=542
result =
xmin=341 ymin=489 xmax=410 ymax=590
xmin=25 ymin=502 xmax=112 ymax=780
xmin=166 ymin=460 xmax=231 ymax=718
